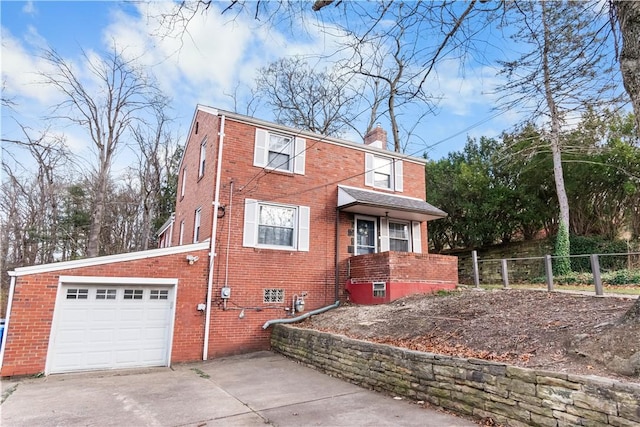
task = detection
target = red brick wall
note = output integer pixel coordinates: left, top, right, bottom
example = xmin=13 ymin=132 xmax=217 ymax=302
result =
xmin=348 ymin=252 xmax=458 ymax=284
xmin=170 ymin=111 xmax=449 ymax=351
xmin=345 ymin=252 xmax=459 ymax=304
xmin=1 ymin=248 xmax=209 ymax=377
xmin=172 ymin=113 xmax=433 ymax=357
xmin=172 ymin=110 xmax=220 ymax=247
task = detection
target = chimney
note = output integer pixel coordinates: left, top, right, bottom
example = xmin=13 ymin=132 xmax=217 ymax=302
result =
xmin=364 ymin=123 xmax=387 ymax=150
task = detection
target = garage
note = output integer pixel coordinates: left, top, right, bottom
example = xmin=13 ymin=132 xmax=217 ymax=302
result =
xmin=46 ymin=276 xmax=177 ymax=374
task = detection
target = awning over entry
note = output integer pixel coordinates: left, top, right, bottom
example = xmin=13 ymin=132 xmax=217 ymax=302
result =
xmin=337 ymin=185 xmax=447 ymax=222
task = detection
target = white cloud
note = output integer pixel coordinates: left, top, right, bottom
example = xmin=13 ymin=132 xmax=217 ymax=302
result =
xmin=1 ymin=28 xmax=60 ymax=106
xmin=431 ymin=59 xmax=506 ymax=117
xmin=22 ymin=1 xmax=36 ymax=15
xmin=101 ymin=2 xmax=345 ymax=113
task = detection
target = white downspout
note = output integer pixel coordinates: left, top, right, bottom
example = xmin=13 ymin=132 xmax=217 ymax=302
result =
xmin=203 ymin=114 xmax=226 ymax=360
xmin=0 ymin=275 xmax=17 ymax=369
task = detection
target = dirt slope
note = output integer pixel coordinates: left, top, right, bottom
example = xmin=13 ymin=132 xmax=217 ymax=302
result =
xmin=298 ymin=289 xmax=640 ymax=382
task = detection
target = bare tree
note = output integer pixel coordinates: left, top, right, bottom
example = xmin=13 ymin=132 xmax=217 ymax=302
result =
xmin=39 ymin=46 xmax=162 ymax=257
xmin=612 ymin=1 xmax=640 ymax=137
xmin=154 ymin=1 xmax=497 ymax=153
xmin=2 ymin=125 xmax=73 ymax=266
xmin=131 ymin=99 xmax=176 ymax=250
xmin=319 ymin=1 xmax=491 ymax=152
xmin=99 ymin=175 xmax=141 ymax=254
xmin=255 ymin=57 xmax=359 ymax=137
xmin=496 ymin=0 xmax=625 ymax=272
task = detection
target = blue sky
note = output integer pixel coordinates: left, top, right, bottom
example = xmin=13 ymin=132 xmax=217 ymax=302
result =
xmin=2 ymin=0 xmax=525 ymax=175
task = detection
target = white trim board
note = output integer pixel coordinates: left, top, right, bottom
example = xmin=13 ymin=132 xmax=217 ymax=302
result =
xmin=9 ymin=242 xmax=210 ymax=277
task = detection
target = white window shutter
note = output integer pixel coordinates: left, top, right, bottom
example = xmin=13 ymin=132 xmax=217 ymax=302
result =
xmin=379 ymin=217 xmax=390 ymax=252
xmin=365 ymin=153 xmax=374 ymax=187
xmin=294 ymin=137 xmax=306 ymax=175
xmin=254 ymin=129 xmax=269 ymax=167
xmin=243 ymin=199 xmax=258 ymax=247
xmin=394 ymin=159 xmax=403 ymax=192
xmin=297 ymin=206 xmax=310 ymax=251
xmin=412 ymin=221 xmax=422 ymax=253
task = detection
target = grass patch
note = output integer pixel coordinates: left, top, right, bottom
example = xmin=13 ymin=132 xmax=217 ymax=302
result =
xmin=1 ymin=384 xmax=18 ymax=404
xmin=190 ymin=368 xmax=210 ymax=379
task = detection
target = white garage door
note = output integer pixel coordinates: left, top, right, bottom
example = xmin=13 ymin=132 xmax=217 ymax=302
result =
xmin=48 ymin=284 xmax=175 ymax=374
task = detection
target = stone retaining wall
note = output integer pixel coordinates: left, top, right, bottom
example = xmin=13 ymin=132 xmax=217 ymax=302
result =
xmin=271 ymin=325 xmax=640 ymax=427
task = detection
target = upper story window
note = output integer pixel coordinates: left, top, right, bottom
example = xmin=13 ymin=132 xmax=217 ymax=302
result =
xmin=364 ymin=153 xmax=403 ymax=192
xmin=193 ymin=208 xmax=202 ymax=243
xmin=268 ymin=134 xmax=293 ymax=171
xmin=373 ymin=156 xmax=392 ymax=188
xmin=179 ymin=220 xmax=185 ymax=245
xmin=254 ymin=129 xmax=306 ymax=175
xmin=180 ymin=168 xmax=187 ymax=198
xmin=243 ymin=199 xmax=310 ymax=251
xmin=198 ymin=139 xmax=207 ymax=178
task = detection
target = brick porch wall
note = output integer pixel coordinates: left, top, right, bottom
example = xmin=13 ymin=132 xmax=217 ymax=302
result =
xmin=346 ymin=252 xmax=458 ymax=304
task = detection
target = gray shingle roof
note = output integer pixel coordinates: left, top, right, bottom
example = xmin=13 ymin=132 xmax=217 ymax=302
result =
xmin=337 ymin=186 xmax=447 ymax=221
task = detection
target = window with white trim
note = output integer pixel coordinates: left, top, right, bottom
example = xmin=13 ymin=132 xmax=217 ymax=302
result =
xmin=198 ymin=139 xmax=207 ymax=177
xmin=373 ymin=156 xmax=392 ymax=188
xmin=378 ymin=217 xmax=422 ymax=254
xmin=373 ymin=282 xmax=386 ymax=298
xmin=180 ymin=168 xmax=187 ymax=198
xmin=364 ymin=153 xmax=403 ymax=192
xmin=259 ymin=204 xmax=295 ymax=246
xmin=179 ymin=220 xmax=185 ymax=245
xmin=253 ymin=129 xmax=306 ymax=174
xmin=389 ymin=221 xmax=410 ymax=252
xmin=243 ymin=199 xmax=310 ymax=251
xmin=193 ymin=208 xmax=202 ymax=243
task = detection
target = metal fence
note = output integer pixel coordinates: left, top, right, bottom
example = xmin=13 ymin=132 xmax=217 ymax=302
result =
xmin=469 ymin=251 xmax=640 ymax=296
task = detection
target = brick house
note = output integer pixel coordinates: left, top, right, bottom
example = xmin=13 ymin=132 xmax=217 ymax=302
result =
xmin=0 ymin=105 xmax=457 ymax=377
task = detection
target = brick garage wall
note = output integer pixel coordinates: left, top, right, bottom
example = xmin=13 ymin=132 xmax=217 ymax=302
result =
xmin=1 ymin=248 xmax=210 ymax=377
xmin=272 ymin=326 xmax=640 ymax=427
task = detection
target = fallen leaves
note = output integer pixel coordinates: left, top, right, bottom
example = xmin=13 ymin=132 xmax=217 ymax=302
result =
xmin=298 ymin=289 xmax=638 ymax=379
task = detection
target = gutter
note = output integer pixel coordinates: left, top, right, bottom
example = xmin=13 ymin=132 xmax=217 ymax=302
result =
xmin=262 ymin=301 xmax=340 ymax=329
xmin=203 ymin=114 xmax=226 ymax=360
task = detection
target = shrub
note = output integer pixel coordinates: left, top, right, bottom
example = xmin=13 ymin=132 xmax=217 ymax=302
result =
xmin=603 ymin=269 xmax=640 ymax=286
xmin=569 ymin=235 xmax=628 ymax=272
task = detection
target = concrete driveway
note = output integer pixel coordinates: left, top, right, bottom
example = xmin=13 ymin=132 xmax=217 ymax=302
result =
xmin=1 ymin=351 xmax=476 ymax=426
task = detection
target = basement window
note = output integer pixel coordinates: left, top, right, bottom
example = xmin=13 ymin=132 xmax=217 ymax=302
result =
xmin=263 ymin=288 xmax=284 ymax=303
xmin=373 ymin=282 xmax=386 ymax=298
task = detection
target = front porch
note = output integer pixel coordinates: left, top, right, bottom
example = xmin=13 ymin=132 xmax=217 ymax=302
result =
xmin=345 ymin=251 xmax=458 ymax=304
